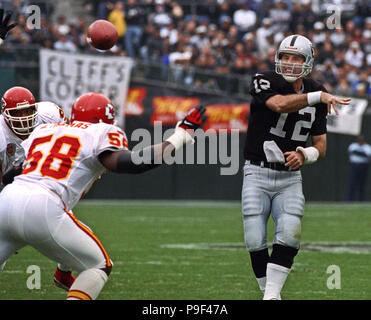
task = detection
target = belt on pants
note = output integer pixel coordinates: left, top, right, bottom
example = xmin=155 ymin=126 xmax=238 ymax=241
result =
xmin=247 ymin=160 xmax=298 ymax=172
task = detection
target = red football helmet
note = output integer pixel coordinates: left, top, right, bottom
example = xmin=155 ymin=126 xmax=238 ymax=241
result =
xmin=70 ymin=92 xmax=115 ymax=125
xmin=1 ymin=86 xmax=38 ymax=136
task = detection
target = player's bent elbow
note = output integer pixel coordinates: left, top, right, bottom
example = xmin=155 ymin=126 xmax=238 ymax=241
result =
xmin=266 ymin=95 xmax=285 ymax=113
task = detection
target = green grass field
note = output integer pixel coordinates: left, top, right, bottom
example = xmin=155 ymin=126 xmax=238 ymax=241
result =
xmin=0 ymin=201 xmax=370 ymax=300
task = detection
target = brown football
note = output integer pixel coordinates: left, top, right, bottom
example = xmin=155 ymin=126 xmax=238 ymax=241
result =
xmin=87 ymin=20 xmax=118 ymax=51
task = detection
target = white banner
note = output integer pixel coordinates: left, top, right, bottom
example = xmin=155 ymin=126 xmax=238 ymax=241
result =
xmin=326 ymin=97 xmax=368 ymax=136
xmin=39 ymin=48 xmax=133 ymax=129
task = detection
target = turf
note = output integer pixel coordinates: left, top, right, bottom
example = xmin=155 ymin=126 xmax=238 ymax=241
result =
xmin=0 ymin=201 xmax=370 ymax=300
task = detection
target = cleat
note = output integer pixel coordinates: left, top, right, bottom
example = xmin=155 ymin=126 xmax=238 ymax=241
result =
xmin=53 ymin=268 xmax=76 ymax=291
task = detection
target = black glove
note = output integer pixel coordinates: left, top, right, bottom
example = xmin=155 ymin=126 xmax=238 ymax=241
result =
xmin=0 ymin=9 xmax=17 ymax=40
xmin=179 ymin=105 xmax=207 ymax=131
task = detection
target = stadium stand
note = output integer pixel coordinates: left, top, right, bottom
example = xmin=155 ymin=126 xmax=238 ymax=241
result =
xmin=0 ymin=0 xmax=370 ymax=98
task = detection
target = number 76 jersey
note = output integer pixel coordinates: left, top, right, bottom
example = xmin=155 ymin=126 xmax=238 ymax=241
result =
xmin=14 ymin=121 xmax=129 ymax=211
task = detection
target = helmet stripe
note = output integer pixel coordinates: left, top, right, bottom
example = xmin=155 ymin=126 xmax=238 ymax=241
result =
xmin=290 ymin=35 xmax=298 ymax=47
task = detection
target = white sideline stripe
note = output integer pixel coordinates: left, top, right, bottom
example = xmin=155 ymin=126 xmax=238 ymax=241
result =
xmin=1 ymin=270 xmax=23 ymax=274
xmin=77 ymin=199 xmax=241 ymax=208
xmin=77 ymin=200 xmax=371 ymax=209
xmin=160 ymin=242 xmax=371 ymax=254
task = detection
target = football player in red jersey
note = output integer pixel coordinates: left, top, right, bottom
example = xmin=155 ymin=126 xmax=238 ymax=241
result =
xmin=0 ymin=86 xmax=74 ymax=288
xmin=0 ymin=92 xmax=206 ymax=299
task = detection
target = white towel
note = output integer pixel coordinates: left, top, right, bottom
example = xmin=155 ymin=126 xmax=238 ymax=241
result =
xmin=263 ymin=141 xmax=285 ymax=163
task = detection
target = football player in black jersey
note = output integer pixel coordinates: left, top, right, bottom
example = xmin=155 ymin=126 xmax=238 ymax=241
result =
xmin=241 ymin=34 xmax=351 ymax=300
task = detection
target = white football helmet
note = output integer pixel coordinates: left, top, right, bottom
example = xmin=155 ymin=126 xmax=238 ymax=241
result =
xmin=37 ymin=101 xmax=68 ymax=125
xmin=275 ymin=34 xmax=314 ymax=82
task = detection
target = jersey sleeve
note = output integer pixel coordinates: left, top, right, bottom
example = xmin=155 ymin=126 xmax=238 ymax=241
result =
xmin=93 ymin=124 xmax=129 ymax=158
xmin=310 ymin=84 xmax=328 ymax=136
xmin=249 ymin=72 xmax=280 ymax=106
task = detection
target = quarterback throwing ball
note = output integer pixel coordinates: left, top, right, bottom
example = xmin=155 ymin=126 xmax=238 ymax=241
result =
xmin=241 ymin=34 xmax=351 ymax=300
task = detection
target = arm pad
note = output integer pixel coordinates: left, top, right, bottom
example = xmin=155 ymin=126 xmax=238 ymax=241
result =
xmin=165 ymin=122 xmax=194 ymax=150
xmin=116 ymin=148 xmax=161 ymax=174
xmin=296 ymin=146 xmax=319 ymax=164
xmin=307 ymin=91 xmax=322 ymax=106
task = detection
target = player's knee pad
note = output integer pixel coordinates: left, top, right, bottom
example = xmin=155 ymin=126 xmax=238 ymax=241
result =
xmin=270 ymin=243 xmax=298 ymax=269
xmin=273 ymin=193 xmax=304 ymax=249
xmin=274 ymin=212 xmax=303 ymax=249
xmin=243 ymin=215 xmax=268 ymax=252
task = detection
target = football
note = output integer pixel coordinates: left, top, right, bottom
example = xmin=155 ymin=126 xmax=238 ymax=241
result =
xmin=87 ymin=19 xmax=118 ymax=51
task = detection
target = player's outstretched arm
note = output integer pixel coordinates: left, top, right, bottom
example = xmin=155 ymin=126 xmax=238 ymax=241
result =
xmin=266 ymin=92 xmax=351 ymax=114
xmin=266 ymin=93 xmax=308 ymax=113
xmin=0 ymin=9 xmax=17 ymax=45
xmin=99 ymin=105 xmax=207 ymax=174
xmin=99 ymin=142 xmax=173 ymax=174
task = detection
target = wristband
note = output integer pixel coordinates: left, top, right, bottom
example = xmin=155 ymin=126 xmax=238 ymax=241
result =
xmin=166 ymin=122 xmax=194 ymax=150
xmin=307 ymin=91 xmax=322 ymax=106
xmin=0 ymin=39 xmax=3 ymax=46
xmin=296 ymin=146 xmax=319 ymax=164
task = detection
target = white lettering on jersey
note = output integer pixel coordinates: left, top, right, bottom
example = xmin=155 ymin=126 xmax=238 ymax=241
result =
xmin=253 ymin=78 xmax=271 ymax=93
xmin=269 ymin=106 xmax=316 ymax=142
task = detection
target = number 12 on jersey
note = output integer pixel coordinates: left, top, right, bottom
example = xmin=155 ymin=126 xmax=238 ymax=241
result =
xmin=270 ymin=107 xmax=316 ymax=142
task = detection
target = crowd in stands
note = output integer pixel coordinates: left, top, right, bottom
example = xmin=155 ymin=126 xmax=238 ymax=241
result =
xmin=0 ymin=0 xmax=370 ymax=97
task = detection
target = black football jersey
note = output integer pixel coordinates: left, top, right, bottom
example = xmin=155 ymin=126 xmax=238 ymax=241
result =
xmin=244 ymin=71 xmax=328 ymax=162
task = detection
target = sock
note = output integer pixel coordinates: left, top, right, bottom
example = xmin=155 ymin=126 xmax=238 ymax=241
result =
xmin=249 ymin=248 xmax=269 ymax=277
xmin=263 ymin=263 xmax=290 ymax=300
xmin=249 ymin=249 xmax=269 ymax=292
xmin=57 ymin=263 xmax=71 ymax=272
xmin=270 ymin=244 xmax=298 ymax=269
xmin=67 ymin=268 xmax=108 ymax=300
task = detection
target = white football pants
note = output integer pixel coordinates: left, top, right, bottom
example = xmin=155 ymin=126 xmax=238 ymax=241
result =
xmin=0 ymin=182 xmax=112 ymax=272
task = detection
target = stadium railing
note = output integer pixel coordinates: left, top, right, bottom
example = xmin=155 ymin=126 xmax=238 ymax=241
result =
xmin=0 ymin=47 xmax=252 ymax=99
